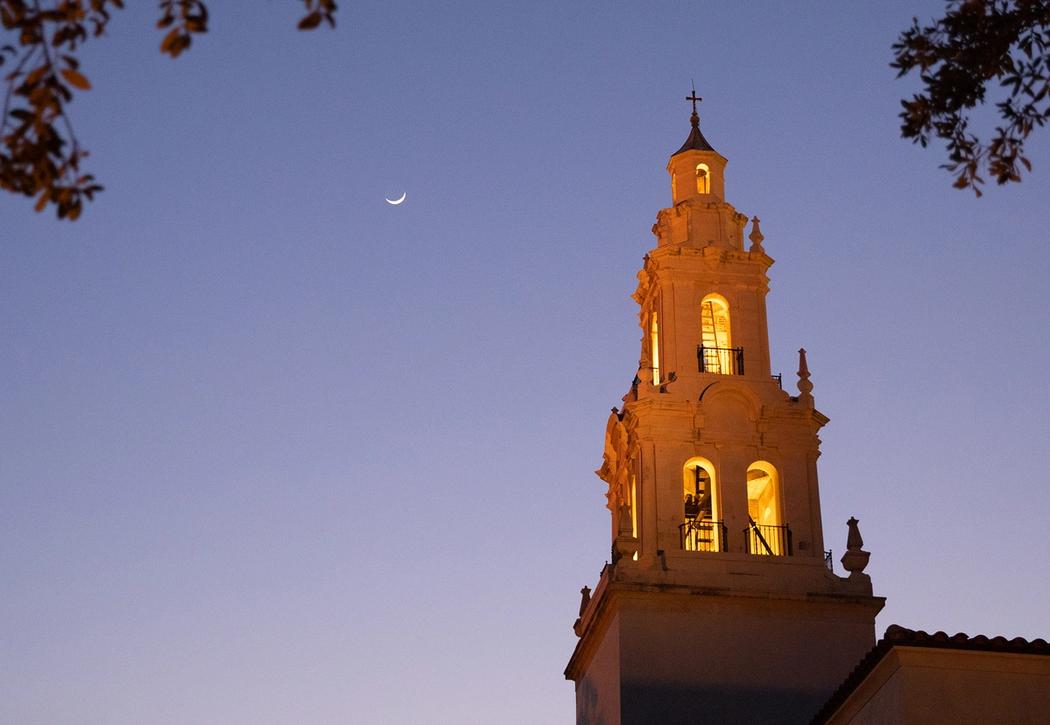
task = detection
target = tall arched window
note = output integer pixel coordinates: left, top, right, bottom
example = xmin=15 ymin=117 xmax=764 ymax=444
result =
xmin=650 ymin=311 xmax=661 ymax=385
xmin=745 ymin=461 xmax=788 ymax=556
xmin=681 ymin=457 xmax=722 ymax=552
xmin=699 ymin=294 xmax=734 ymax=373
xmin=696 ymin=163 xmax=710 ymax=194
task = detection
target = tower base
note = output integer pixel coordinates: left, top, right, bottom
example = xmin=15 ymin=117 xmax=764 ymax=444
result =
xmin=566 ymin=556 xmax=884 ymax=725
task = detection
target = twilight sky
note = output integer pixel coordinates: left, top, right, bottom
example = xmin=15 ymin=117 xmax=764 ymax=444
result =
xmin=2 ymin=2 xmax=1049 ymax=723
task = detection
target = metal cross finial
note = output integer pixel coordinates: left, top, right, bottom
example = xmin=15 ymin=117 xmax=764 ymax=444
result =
xmin=686 ymin=82 xmax=702 ymax=115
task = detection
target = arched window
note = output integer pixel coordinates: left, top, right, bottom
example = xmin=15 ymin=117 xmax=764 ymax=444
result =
xmin=681 ymin=457 xmax=722 ymax=552
xmin=699 ymin=294 xmax=734 ymax=373
xmin=650 ymin=311 xmax=660 ymax=385
xmin=745 ymin=461 xmax=788 ymax=556
xmin=696 ymin=163 xmax=710 ymax=194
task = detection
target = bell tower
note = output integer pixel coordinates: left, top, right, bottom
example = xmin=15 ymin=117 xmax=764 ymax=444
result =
xmin=565 ymin=96 xmax=884 ymax=725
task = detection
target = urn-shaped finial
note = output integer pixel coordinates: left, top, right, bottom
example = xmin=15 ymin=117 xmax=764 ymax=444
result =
xmin=578 ymin=586 xmax=592 ymax=617
xmin=797 ymin=348 xmax=814 ymax=403
xmin=748 ymin=216 xmax=765 ymax=253
xmin=840 ymin=516 xmax=871 ymax=578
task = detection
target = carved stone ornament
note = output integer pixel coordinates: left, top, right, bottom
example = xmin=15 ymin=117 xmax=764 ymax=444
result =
xmin=797 ymin=347 xmax=814 ymax=403
xmin=597 ymin=409 xmax=632 ymax=517
xmin=840 ymin=516 xmax=871 ymax=577
xmin=748 ymin=216 xmax=765 ymax=253
xmin=652 ymin=209 xmax=672 ymax=244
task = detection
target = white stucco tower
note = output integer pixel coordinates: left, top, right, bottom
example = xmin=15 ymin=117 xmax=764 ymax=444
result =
xmin=564 ymin=98 xmax=884 ymax=724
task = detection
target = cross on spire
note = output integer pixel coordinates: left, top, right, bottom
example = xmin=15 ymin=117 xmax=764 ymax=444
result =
xmin=686 ymin=82 xmax=702 ymax=130
xmin=686 ymin=83 xmax=702 ymax=115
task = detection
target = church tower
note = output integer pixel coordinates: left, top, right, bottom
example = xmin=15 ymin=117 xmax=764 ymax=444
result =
xmin=565 ymin=95 xmax=885 ymax=724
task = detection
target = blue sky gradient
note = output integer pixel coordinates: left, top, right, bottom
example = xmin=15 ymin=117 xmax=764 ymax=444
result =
xmin=2 ymin=2 xmax=1049 ymax=723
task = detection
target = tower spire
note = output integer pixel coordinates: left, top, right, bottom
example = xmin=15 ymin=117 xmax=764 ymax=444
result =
xmin=673 ymin=82 xmax=716 ymax=155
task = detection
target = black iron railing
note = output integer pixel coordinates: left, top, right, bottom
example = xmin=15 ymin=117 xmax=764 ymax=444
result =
xmin=772 ymin=374 xmax=783 ymax=389
xmin=743 ymin=522 xmax=792 ymax=556
xmin=697 ymin=345 xmax=745 ymax=375
xmin=680 ymin=519 xmax=726 ymax=552
xmin=824 ymin=549 xmax=834 ymax=572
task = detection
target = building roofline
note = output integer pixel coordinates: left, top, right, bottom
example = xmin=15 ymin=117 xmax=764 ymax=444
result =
xmin=810 ymin=624 xmax=1050 ymax=724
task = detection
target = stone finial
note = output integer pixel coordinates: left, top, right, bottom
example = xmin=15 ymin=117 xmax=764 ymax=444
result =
xmin=840 ymin=517 xmax=871 ymax=578
xmin=573 ymin=585 xmax=593 ymax=635
xmin=797 ymin=348 xmax=814 ymax=403
xmin=748 ymin=216 xmax=765 ymax=253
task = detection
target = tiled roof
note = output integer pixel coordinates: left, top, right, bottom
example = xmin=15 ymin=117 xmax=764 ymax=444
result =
xmin=810 ymin=625 xmax=1050 ymax=724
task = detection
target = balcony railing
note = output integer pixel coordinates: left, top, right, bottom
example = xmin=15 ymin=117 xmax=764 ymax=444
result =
xmin=680 ymin=519 xmax=726 ymax=552
xmin=824 ymin=549 xmax=833 ymax=572
xmin=743 ymin=522 xmax=792 ymax=556
xmin=697 ymin=345 xmax=744 ymax=375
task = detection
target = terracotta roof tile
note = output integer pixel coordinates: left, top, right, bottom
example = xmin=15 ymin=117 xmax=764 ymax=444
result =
xmin=810 ymin=625 xmax=1050 ymax=724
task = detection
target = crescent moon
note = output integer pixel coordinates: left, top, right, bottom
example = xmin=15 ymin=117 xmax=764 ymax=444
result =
xmin=385 ymin=192 xmax=406 ymax=205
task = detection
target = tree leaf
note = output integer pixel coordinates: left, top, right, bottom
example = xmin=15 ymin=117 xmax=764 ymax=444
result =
xmin=60 ymin=68 xmax=91 ymax=90
xmin=298 ymin=12 xmax=322 ymax=30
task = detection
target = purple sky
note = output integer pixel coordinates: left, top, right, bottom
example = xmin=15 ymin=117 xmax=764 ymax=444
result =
xmin=3 ymin=2 xmax=1049 ymax=723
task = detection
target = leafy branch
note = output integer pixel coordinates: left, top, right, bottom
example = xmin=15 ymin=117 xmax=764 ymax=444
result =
xmin=892 ymin=0 xmax=1050 ymax=196
xmin=0 ymin=0 xmax=337 ymax=220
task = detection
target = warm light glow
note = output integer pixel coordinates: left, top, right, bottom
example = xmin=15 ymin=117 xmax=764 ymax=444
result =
xmin=746 ymin=461 xmax=784 ymax=555
xmin=671 ymin=171 xmax=677 ymax=203
xmin=682 ymin=456 xmax=719 ymax=551
xmin=696 ymin=163 xmax=710 ymax=194
xmin=700 ymin=294 xmax=732 ymax=373
xmin=650 ymin=311 xmax=660 ymax=385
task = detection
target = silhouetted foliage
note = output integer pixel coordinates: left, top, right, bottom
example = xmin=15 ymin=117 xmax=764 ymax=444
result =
xmin=893 ymin=0 xmax=1050 ymax=196
xmin=0 ymin=0 xmax=337 ymax=219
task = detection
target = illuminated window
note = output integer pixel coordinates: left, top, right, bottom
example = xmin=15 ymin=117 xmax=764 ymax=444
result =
xmin=671 ymin=172 xmax=677 ymax=203
xmin=696 ymin=163 xmax=710 ymax=194
xmin=745 ymin=462 xmax=786 ymax=556
xmin=682 ymin=457 xmax=720 ymax=551
xmin=699 ymin=294 xmax=732 ymax=373
xmin=650 ymin=311 xmax=660 ymax=385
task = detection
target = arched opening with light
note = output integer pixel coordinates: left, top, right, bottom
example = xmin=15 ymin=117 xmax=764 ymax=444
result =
xmin=744 ymin=461 xmax=790 ymax=556
xmin=649 ymin=310 xmax=661 ymax=385
xmin=695 ymin=163 xmax=710 ymax=194
xmin=699 ymin=294 xmax=741 ymax=374
xmin=680 ymin=457 xmax=723 ymax=552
